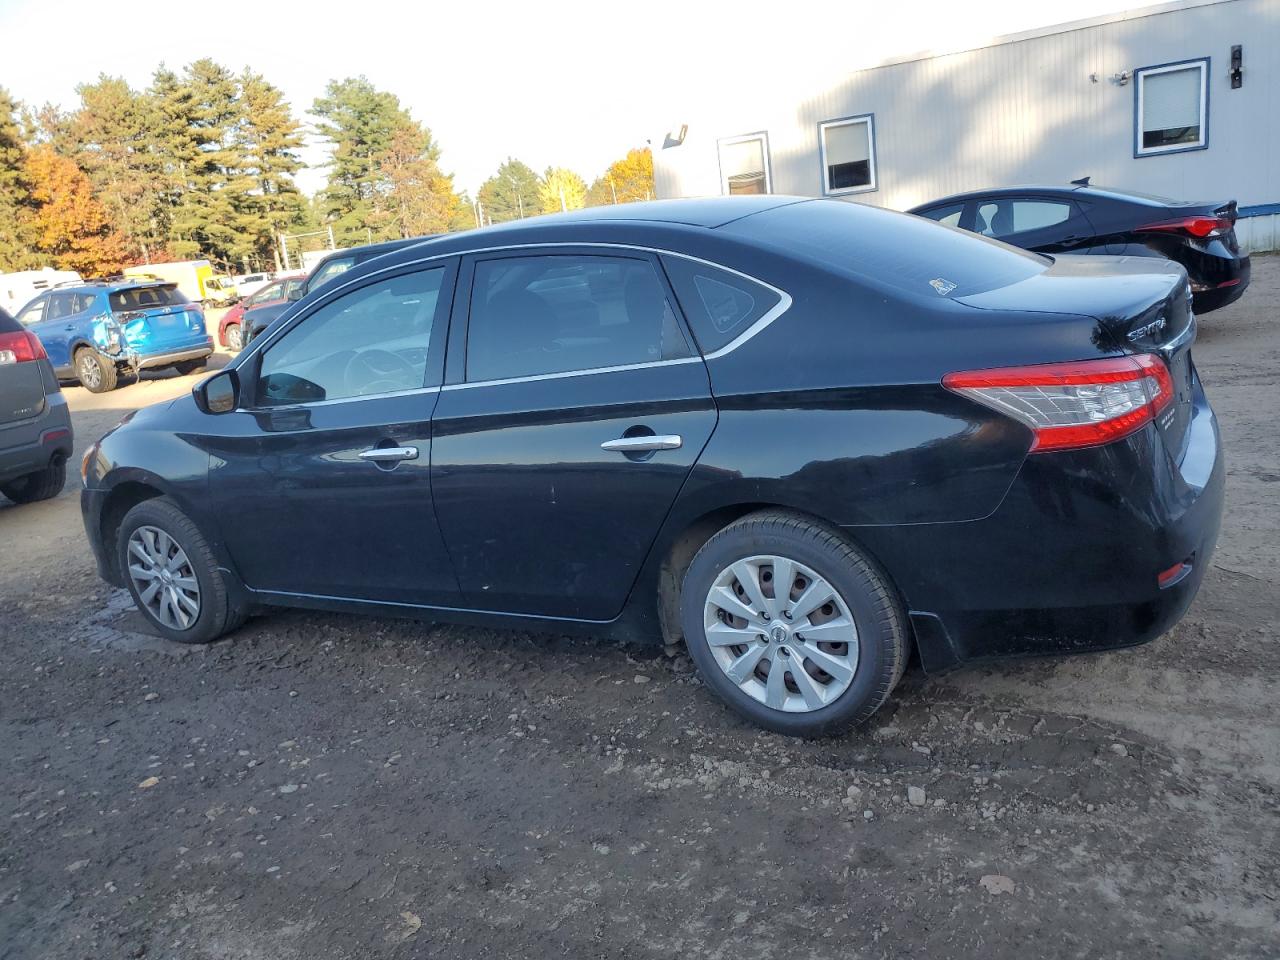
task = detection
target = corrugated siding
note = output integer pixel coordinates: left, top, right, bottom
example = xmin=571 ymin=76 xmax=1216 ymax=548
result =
xmin=654 ymin=0 xmax=1280 ymax=218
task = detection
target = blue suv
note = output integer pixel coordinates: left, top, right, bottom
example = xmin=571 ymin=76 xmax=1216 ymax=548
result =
xmin=14 ymin=281 xmax=214 ymax=392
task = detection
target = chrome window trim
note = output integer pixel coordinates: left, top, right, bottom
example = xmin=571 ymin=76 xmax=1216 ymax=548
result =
xmin=238 ymin=385 xmax=441 ymax=414
xmin=240 ymin=242 xmax=794 ymax=381
xmin=440 ymin=357 xmax=703 ymax=392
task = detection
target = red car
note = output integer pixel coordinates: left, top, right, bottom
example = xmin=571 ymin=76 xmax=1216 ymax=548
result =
xmin=217 ymin=274 xmax=306 ymax=351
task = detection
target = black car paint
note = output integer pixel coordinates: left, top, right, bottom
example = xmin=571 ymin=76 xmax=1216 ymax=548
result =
xmin=82 ymin=197 xmax=1224 ymax=671
xmin=909 ymin=185 xmax=1250 ymax=313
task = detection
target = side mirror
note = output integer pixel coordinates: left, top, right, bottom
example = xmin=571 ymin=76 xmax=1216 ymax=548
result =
xmin=194 ymin=369 xmax=239 ymax=414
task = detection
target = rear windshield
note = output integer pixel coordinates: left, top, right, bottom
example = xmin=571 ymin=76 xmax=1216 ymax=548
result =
xmin=730 ymin=199 xmax=1048 ymax=300
xmin=109 ymin=284 xmax=189 ymax=312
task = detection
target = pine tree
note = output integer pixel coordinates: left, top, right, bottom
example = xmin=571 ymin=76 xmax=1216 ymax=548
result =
xmin=312 ymin=77 xmax=415 ymax=243
xmin=234 ymin=71 xmax=305 ymax=268
xmin=0 ymin=87 xmax=36 ymax=271
xmin=476 ymin=158 xmax=541 ymax=224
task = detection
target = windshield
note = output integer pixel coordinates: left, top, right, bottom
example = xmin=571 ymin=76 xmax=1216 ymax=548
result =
xmin=109 ymin=284 xmax=189 ymax=312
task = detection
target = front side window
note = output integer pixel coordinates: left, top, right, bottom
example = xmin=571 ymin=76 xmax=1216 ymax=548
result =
xmin=466 ymin=255 xmax=690 ymax=383
xmin=661 ymin=255 xmax=782 ymax=355
xmin=974 ymin=199 xmax=1074 ymax=239
xmin=718 ymin=134 xmax=770 ymax=196
xmin=16 ymin=298 xmax=46 ymax=326
xmin=819 ymin=115 xmax=876 ymax=194
xmin=917 ymin=203 xmax=965 ymax=228
xmin=1136 ymin=59 xmax=1208 ymax=156
xmin=245 ymin=280 xmax=284 ymax=307
xmin=256 ymin=267 xmax=444 ymax=406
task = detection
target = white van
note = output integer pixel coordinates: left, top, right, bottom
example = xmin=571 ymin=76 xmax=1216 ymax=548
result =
xmin=1 ymin=269 xmax=82 ymax=315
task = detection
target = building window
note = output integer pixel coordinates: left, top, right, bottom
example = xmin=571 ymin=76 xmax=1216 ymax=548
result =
xmin=1135 ymin=58 xmax=1208 ymax=156
xmin=819 ymin=115 xmax=877 ymax=194
xmin=718 ymin=133 xmax=771 ymax=195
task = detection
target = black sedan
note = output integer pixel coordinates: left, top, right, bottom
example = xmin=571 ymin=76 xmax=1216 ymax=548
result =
xmin=909 ymin=183 xmax=1250 ymax=313
xmin=80 ymin=197 xmax=1223 ymax=736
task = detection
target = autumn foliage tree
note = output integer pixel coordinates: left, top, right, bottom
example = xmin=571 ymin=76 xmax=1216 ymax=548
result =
xmin=22 ymin=144 xmax=126 ymax=275
xmin=538 ymin=167 xmax=587 ymax=214
xmin=373 ymin=125 xmax=472 ymax=237
xmin=586 ymin=148 xmax=655 ymax=206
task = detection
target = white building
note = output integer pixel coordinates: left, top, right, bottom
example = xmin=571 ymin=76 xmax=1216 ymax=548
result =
xmin=653 ymin=0 xmax=1279 ymax=251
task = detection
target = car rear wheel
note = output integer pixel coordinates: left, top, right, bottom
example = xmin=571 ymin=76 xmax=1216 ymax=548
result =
xmin=75 ymin=347 xmax=118 ymax=393
xmin=0 ymin=456 xmax=66 ymax=504
xmin=225 ymin=324 xmax=243 ymax=352
xmin=117 ymin=497 xmax=246 ymax=644
xmin=680 ymin=511 xmax=907 ymax=737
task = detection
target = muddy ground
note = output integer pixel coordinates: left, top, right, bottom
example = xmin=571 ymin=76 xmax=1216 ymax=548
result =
xmin=1 ymin=262 xmax=1277 ymax=959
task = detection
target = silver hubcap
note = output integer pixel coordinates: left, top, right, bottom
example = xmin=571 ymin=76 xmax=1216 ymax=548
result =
xmin=228 ymin=326 xmax=242 ymax=350
xmin=79 ymin=355 xmax=101 ymax=388
xmin=702 ymin=555 xmax=859 ymax=713
xmin=127 ymin=525 xmax=201 ymax=630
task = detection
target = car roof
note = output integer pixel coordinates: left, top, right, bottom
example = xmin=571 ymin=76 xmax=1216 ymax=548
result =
xmin=38 ymin=279 xmax=173 ymax=296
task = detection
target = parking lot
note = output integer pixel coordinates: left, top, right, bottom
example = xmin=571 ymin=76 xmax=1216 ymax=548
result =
xmin=1 ymin=263 xmax=1278 ymax=958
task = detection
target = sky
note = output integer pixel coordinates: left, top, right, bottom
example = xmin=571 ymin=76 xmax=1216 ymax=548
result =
xmin=0 ymin=0 xmax=1152 ymax=196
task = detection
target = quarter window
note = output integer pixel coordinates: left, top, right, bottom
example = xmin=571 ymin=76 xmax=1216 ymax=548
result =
xmin=1136 ymin=59 xmax=1208 ymax=156
xmin=661 ymin=256 xmax=782 ymax=355
xmin=819 ymin=115 xmax=876 ymax=194
xmin=256 ymin=267 xmax=445 ymax=406
xmin=466 ymin=255 xmax=690 ymax=382
xmin=16 ymin=299 xmax=45 ymax=326
xmin=917 ymin=202 xmax=965 ymax=228
xmin=718 ymin=134 xmax=771 ymax=196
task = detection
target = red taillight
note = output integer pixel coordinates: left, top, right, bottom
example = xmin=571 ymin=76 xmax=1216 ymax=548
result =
xmin=0 ymin=330 xmax=47 ymax=365
xmin=943 ymin=355 xmax=1174 ymax=453
xmin=1137 ymin=216 xmax=1233 ymax=239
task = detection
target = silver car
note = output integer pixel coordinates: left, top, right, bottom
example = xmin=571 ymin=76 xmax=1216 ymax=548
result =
xmin=0 ymin=307 xmax=73 ymax=504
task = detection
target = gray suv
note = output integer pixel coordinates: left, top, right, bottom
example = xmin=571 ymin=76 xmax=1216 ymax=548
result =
xmin=0 ymin=307 xmax=73 ymax=503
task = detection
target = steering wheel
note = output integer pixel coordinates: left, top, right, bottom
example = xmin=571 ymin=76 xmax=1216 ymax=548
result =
xmin=343 ymin=349 xmax=418 ymax=396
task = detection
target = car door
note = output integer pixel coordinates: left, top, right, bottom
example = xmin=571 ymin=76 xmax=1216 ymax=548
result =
xmin=202 ymin=260 xmax=461 ymax=605
xmin=972 ymin=196 xmax=1097 ymax=254
xmin=430 ymin=248 xmax=718 ymax=621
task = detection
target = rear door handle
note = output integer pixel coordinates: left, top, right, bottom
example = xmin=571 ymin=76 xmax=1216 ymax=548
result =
xmin=600 ymin=435 xmax=683 ymax=453
xmin=358 ymin=446 xmax=419 ymax=463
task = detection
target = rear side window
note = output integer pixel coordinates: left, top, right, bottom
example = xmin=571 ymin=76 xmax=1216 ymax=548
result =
xmin=47 ymin=291 xmax=84 ymax=320
xmin=466 ymin=255 xmax=690 ymax=382
xmin=110 ymin=285 xmax=188 ymax=312
xmin=661 ymin=256 xmax=781 ymax=354
xmin=975 ymin=199 xmax=1073 ymax=239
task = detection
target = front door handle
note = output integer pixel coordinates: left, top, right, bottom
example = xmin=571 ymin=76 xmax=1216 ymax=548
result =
xmin=600 ymin=435 xmax=683 ymax=453
xmin=358 ymin=446 xmax=419 ymax=463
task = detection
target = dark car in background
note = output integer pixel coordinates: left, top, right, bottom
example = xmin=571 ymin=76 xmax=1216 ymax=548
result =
xmin=240 ymin=238 xmax=435 ymax=347
xmin=217 ymin=274 xmax=306 ymax=352
xmin=0 ymin=307 xmax=72 ymax=504
xmin=80 ymin=197 xmax=1222 ymax=736
xmin=15 ymin=281 xmax=214 ymax=392
xmin=910 ymin=183 xmax=1250 ymax=313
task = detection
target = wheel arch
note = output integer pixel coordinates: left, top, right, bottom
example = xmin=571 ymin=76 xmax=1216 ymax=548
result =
xmin=653 ymin=502 xmax=907 ymax=653
xmin=98 ymin=479 xmax=167 ymax=582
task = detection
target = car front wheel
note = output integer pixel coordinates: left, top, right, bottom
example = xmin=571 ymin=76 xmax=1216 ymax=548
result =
xmin=225 ymin=324 xmax=243 ymax=352
xmin=680 ymin=511 xmax=907 ymax=737
xmin=117 ymin=497 xmax=246 ymax=644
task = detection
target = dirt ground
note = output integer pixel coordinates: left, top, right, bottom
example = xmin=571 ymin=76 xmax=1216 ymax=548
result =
xmin=1 ymin=268 xmax=1278 ymax=960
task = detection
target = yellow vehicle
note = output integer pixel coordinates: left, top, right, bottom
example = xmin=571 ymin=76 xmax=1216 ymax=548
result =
xmin=122 ymin=260 xmax=215 ymax=303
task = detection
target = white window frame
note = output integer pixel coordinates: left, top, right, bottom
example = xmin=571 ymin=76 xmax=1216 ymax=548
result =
xmin=818 ymin=114 xmax=877 ymax=196
xmin=1134 ymin=58 xmax=1209 ymax=158
xmin=717 ymin=132 xmax=772 ymax=196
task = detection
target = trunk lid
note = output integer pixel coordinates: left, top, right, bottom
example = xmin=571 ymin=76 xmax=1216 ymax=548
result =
xmin=957 ymin=254 xmax=1196 ymax=458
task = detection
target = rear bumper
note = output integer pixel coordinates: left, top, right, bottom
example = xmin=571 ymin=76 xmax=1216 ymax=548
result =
xmin=1190 ymin=255 xmax=1250 ymax=313
xmin=0 ymin=394 xmax=73 ymax=486
xmin=853 ymin=370 xmax=1225 ymax=671
xmin=127 ymin=341 xmax=214 ymax=371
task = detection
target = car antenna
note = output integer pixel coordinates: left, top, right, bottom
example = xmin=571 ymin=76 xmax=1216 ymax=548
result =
xmin=1070 ymin=176 xmax=1091 ymax=188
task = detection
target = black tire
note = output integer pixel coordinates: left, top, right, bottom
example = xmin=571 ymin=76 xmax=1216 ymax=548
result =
xmin=680 ymin=510 xmax=907 ymax=737
xmin=225 ymin=324 xmax=243 ymax=352
xmin=116 ymin=496 xmax=247 ymax=644
xmin=174 ymin=359 xmax=207 ymax=376
xmin=0 ymin=456 xmax=66 ymax=503
xmin=75 ymin=347 xmax=118 ymax=393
